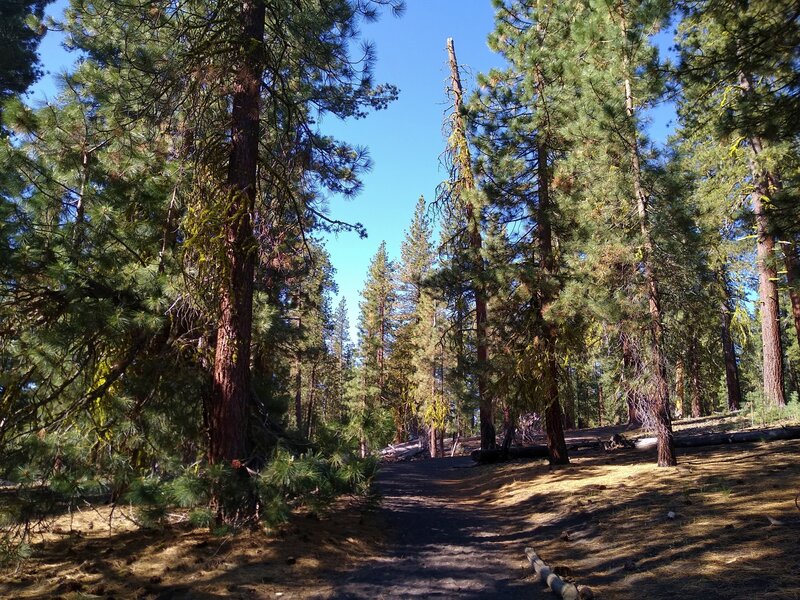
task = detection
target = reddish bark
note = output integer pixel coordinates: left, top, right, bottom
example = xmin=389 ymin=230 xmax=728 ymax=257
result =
xmin=544 ymin=361 xmax=569 ymax=465
xmin=784 ymin=241 xmax=800 ymax=348
xmin=209 ymin=0 xmax=266 ymax=467
xmin=739 ymin=71 xmax=785 ymax=407
xmin=536 ymin=142 xmax=569 ymax=464
xmin=620 ymin=333 xmax=642 ymax=426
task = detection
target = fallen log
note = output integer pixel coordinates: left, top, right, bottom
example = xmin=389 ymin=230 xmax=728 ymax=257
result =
xmin=568 ymin=440 xmax=603 ymax=452
xmin=635 ymin=426 xmax=800 ymax=451
xmin=474 ymin=426 xmax=800 ymax=463
xmin=389 ymin=446 xmax=427 ymax=461
xmin=525 ymin=547 xmax=579 ymax=600
xmin=470 ymin=445 xmax=550 ymax=463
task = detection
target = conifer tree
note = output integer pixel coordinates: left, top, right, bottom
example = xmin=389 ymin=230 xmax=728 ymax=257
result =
xmin=481 ymin=0 xmax=677 ymax=465
xmin=561 ymin=0 xmax=676 ymax=465
xmin=395 ymin=197 xmax=445 ymax=455
xmin=0 ymin=0 xmax=50 ymax=127
xmin=330 ymin=297 xmax=354 ymax=423
xmin=440 ymin=38 xmax=496 ymax=451
xmin=433 ymin=209 xmax=478 ymax=440
xmin=676 ymin=0 xmax=800 ymax=406
xmin=354 ymin=242 xmax=396 ymax=455
xmin=672 ymin=135 xmax=750 ymax=412
xmin=477 ymin=0 xmax=580 ymax=464
xmin=2 ymin=0 xmax=403 ymax=526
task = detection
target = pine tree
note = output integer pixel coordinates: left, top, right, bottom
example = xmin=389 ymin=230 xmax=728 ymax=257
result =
xmin=476 ymin=0 xmax=581 ymax=464
xmin=440 ymin=39 xmax=496 ymax=451
xmin=1 ymin=0 xmax=402 ymax=526
xmin=0 ymin=0 xmax=50 ymax=127
xmin=564 ymin=0 xmax=676 ymax=465
xmin=676 ymin=0 xmax=800 ymax=406
xmin=671 ymin=135 xmax=750 ymax=413
xmin=432 ymin=208 xmax=478 ymax=441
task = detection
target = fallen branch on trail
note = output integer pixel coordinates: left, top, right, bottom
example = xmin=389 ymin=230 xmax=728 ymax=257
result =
xmin=380 ymin=440 xmax=427 ymax=461
xmin=635 ymin=426 xmax=800 ymax=451
xmin=524 ymin=547 xmax=581 ymax=600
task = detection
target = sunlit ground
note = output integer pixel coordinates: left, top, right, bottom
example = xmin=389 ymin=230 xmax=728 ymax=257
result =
xmin=2 ymin=414 xmax=799 ymax=599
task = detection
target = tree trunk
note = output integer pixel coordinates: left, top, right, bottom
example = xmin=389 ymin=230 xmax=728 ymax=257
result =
xmin=447 ymin=38 xmax=495 ymax=450
xmin=536 ymin=141 xmax=569 ymax=463
xmin=378 ymin=301 xmax=386 ymax=394
xmin=544 ymin=339 xmax=569 ymax=464
xmin=718 ymin=266 xmax=742 ymax=411
xmin=626 ymin=396 xmax=638 ymax=425
xmin=209 ymin=0 xmax=265 ymax=471
xmin=597 ymin=379 xmax=604 ymax=427
xmin=783 ymin=240 xmax=800 ymax=348
xmin=674 ymin=356 xmax=685 ymax=419
xmin=620 ymin=332 xmax=642 ymax=426
xmin=622 ymin=25 xmax=676 ymax=464
xmin=635 ymin=426 xmax=800 ymax=450
xmin=689 ymin=335 xmax=702 ymax=418
xmin=359 ymin=370 xmax=367 ymax=458
xmin=739 ymin=71 xmax=785 ymax=407
xmin=501 ymin=407 xmax=516 ymax=458
xmin=751 ymin=175 xmax=785 ymax=407
xmin=305 ymin=362 xmax=318 ymax=439
xmin=294 ymin=352 xmax=303 ymax=431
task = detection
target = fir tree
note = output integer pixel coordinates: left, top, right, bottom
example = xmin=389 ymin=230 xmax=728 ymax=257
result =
xmin=355 ymin=242 xmax=396 ymax=455
xmin=330 ymin=297 xmax=354 ymax=423
xmin=394 ymin=196 xmax=445 ymax=455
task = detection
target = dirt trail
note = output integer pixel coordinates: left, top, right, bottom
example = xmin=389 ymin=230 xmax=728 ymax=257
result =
xmin=328 ymin=456 xmax=543 ymax=599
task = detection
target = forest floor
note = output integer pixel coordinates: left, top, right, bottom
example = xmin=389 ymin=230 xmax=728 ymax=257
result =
xmin=2 ymin=413 xmax=800 ymax=599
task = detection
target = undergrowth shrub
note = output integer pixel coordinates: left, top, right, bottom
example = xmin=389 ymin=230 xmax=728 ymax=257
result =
xmin=0 ymin=422 xmax=379 ymax=564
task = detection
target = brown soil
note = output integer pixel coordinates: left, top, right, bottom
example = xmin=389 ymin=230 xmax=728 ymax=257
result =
xmin=2 ymin=415 xmax=799 ymax=599
xmin=493 ymin=436 xmax=800 ymax=599
xmin=0 ymin=495 xmax=388 ymax=600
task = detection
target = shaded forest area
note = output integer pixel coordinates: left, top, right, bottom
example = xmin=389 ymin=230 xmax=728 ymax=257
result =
xmin=1 ymin=0 xmax=799 ymax=579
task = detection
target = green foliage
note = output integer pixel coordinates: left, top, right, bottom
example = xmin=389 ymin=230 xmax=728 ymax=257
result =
xmin=743 ymin=393 xmax=800 ymax=429
xmin=0 ymin=0 xmax=49 ymax=127
xmin=125 ymin=477 xmax=168 ymax=528
xmin=2 ymin=0 xmax=800 ymax=567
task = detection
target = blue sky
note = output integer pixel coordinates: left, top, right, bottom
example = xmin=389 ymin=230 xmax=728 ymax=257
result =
xmin=29 ymin=0 xmax=677 ymax=340
xmin=318 ymin=1 xmax=506 ymax=332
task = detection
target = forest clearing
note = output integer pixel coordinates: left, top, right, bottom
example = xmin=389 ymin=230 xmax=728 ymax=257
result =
xmin=2 ymin=0 xmax=800 ymax=598
xmin=2 ymin=414 xmax=800 ymax=599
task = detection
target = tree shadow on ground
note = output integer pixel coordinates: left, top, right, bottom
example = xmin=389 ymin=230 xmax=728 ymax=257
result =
xmin=2 ymin=437 xmax=799 ymax=599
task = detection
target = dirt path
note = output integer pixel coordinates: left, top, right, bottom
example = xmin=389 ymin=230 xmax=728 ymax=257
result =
xmin=6 ymin=416 xmax=798 ymax=599
xmin=328 ymin=456 xmax=542 ymax=599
